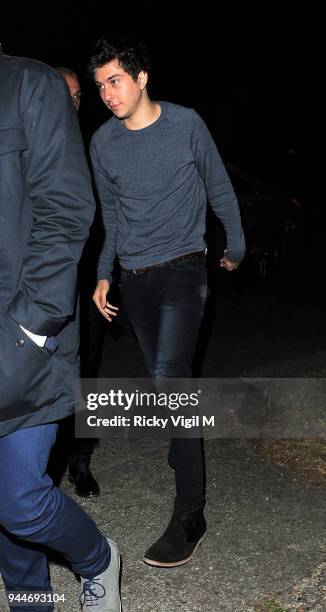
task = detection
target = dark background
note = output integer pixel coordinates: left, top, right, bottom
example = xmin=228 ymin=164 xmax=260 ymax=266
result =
xmin=2 ymin=11 xmax=326 ymax=394
xmin=1 ymin=7 xmax=319 ymax=204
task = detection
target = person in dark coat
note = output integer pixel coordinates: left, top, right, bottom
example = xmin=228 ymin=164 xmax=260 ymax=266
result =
xmin=0 ymin=47 xmax=121 ymax=612
xmin=53 ymin=65 xmax=102 ymax=498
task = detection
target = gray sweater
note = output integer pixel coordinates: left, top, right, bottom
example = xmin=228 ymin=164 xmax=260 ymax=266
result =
xmin=90 ymin=101 xmax=245 ymax=282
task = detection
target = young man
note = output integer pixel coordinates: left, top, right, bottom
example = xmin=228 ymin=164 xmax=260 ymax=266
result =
xmin=0 ymin=47 xmax=121 ymax=611
xmin=89 ymin=33 xmax=245 ymax=568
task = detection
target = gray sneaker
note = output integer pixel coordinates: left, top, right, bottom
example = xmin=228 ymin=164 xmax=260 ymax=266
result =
xmin=80 ymin=538 xmax=121 ymax=611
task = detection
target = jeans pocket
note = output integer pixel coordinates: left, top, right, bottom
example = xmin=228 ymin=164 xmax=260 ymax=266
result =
xmin=120 ymin=269 xmax=147 ymax=284
xmin=171 ymin=258 xmax=206 ymax=272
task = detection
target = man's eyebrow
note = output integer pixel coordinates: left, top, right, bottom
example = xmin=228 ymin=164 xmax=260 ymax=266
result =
xmin=95 ymin=73 xmax=122 ymax=85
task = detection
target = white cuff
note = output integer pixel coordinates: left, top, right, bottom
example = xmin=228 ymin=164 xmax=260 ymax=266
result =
xmin=19 ymin=325 xmax=47 ymax=347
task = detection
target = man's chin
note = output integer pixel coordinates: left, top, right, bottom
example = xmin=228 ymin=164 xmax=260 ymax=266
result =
xmin=110 ymin=106 xmax=125 ymax=118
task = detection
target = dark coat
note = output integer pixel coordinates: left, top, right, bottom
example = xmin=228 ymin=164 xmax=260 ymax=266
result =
xmin=0 ymin=53 xmax=95 ymax=436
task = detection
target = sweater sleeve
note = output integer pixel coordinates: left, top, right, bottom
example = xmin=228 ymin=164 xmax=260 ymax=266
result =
xmin=90 ymin=140 xmax=118 ymax=283
xmin=193 ymin=112 xmax=246 ymax=263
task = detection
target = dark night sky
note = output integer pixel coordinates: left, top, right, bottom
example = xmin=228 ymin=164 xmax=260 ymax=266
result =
xmin=1 ymin=7 xmax=319 ymax=195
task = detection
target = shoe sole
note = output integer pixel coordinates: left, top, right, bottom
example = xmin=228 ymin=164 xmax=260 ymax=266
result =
xmin=143 ymin=530 xmax=207 ymax=568
xmin=107 ymin=538 xmax=122 ymax=612
xmin=68 ymin=475 xmax=100 ymax=497
xmin=74 ymin=489 xmax=100 ymax=498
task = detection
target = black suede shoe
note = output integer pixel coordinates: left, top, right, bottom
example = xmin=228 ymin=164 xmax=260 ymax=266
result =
xmin=143 ymin=509 xmax=207 ymax=567
xmin=68 ymin=463 xmax=100 ymax=498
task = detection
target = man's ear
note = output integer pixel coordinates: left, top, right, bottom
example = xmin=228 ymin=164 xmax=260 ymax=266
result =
xmin=138 ymin=70 xmax=148 ymax=90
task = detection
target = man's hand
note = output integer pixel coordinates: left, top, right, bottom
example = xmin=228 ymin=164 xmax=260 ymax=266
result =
xmin=93 ymin=279 xmax=118 ymax=322
xmin=219 ymin=250 xmax=240 ymax=272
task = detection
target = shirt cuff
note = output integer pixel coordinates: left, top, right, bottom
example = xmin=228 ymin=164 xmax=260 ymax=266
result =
xmin=19 ymin=325 xmax=47 ymax=347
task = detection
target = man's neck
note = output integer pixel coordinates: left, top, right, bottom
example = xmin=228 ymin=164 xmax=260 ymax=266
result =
xmin=123 ymin=98 xmax=161 ymax=131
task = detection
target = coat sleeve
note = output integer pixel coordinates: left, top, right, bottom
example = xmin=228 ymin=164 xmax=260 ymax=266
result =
xmin=7 ymin=68 xmax=95 ymax=336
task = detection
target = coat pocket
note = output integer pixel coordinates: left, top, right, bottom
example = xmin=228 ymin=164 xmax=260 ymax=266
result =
xmin=0 ymin=127 xmax=27 ymax=157
xmin=0 ymin=305 xmax=54 ymax=422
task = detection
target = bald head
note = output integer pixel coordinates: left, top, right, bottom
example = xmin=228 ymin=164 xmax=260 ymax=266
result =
xmin=54 ymin=66 xmax=81 ymax=111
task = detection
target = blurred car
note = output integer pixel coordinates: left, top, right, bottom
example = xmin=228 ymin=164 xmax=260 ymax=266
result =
xmin=206 ymin=164 xmax=303 ymax=278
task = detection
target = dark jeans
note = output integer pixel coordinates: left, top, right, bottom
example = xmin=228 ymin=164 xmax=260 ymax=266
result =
xmin=120 ymin=255 xmax=207 ymax=514
xmin=0 ymin=424 xmax=110 ymax=611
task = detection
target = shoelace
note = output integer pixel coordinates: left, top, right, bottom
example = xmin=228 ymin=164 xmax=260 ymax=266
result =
xmin=79 ymin=580 xmax=106 ymax=607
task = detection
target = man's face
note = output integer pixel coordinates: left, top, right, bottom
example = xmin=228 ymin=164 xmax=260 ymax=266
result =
xmin=94 ymin=60 xmax=147 ymax=120
xmin=64 ymin=74 xmax=81 ymax=111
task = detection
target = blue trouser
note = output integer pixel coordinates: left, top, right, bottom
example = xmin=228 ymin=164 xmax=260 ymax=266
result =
xmin=120 ymin=255 xmax=207 ymax=514
xmin=0 ymin=423 xmax=110 ymax=611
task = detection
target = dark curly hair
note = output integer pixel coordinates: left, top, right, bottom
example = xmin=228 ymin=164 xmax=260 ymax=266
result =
xmin=87 ymin=33 xmax=151 ymax=81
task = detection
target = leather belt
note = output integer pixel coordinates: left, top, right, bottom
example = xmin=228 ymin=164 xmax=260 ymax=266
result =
xmin=128 ymin=250 xmax=205 ymax=274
